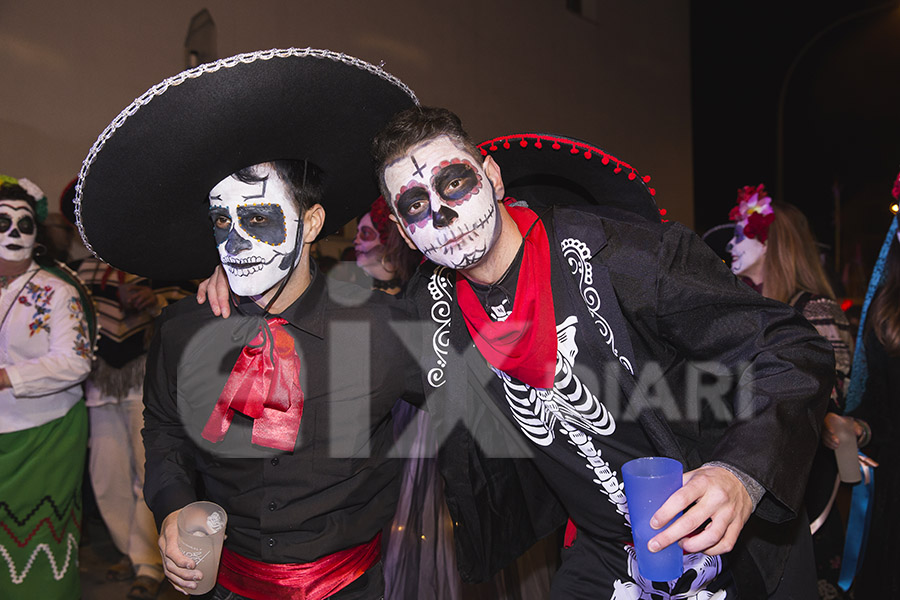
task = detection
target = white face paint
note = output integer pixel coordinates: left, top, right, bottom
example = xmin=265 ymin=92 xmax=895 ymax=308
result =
xmin=0 ymin=200 xmax=37 ymax=263
xmin=353 ymin=212 xmax=384 ymax=276
xmin=728 ymin=234 xmax=767 ymax=281
xmin=208 ymin=165 xmax=301 ymax=297
xmin=383 ymin=136 xmax=500 ymax=270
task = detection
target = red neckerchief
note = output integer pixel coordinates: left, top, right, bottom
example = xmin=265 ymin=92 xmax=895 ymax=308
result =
xmin=218 ymin=532 xmax=381 ymax=600
xmin=456 ymin=205 xmax=557 ymax=389
xmin=202 ymin=317 xmax=304 ymax=451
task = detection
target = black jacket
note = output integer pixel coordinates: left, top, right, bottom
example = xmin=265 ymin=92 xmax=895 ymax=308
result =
xmin=404 ymin=205 xmax=834 ymax=594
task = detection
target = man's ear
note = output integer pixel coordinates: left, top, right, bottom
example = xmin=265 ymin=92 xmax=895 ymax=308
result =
xmin=483 ymin=155 xmax=505 ymax=200
xmin=389 ymin=213 xmax=418 ymax=251
xmin=302 ymin=204 xmax=325 ymax=243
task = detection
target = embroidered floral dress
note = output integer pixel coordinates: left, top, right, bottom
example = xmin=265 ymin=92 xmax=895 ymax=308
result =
xmin=0 ymin=262 xmax=92 ymax=599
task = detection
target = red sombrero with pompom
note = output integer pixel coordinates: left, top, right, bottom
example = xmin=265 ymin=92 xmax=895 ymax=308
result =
xmin=477 ymin=134 xmax=664 ymax=223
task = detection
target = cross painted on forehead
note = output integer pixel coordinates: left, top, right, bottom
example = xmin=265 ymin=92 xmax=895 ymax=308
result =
xmin=411 ymin=156 xmax=427 ymax=178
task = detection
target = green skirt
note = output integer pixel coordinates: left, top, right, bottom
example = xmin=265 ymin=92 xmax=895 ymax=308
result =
xmin=0 ymin=401 xmax=87 ymax=600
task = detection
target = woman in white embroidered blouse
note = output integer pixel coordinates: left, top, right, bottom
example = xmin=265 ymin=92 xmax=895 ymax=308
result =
xmin=0 ymin=175 xmax=92 ymax=600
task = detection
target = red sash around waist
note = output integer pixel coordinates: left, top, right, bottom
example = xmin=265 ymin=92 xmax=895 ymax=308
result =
xmin=217 ymin=532 xmax=381 ymax=600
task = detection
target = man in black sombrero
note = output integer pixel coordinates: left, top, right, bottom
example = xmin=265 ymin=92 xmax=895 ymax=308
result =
xmin=366 ymin=107 xmax=833 ymax=598
xmin=77 ymin=49 xmax=423 ymax=600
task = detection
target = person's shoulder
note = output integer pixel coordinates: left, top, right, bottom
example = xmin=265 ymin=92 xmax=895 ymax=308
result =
xmin=156 ymin=293 xmax=216 ymax=329
xmin=552 ymin=204 xmax=676 ymax=236
xmin=802 ymin=294 xmax=847 ymax=322
xmin=35 ymin=263 xmax=84 ymax=298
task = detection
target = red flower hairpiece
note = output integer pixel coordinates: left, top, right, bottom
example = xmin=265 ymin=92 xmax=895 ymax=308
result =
xmin=368 ymin=196 xmax=393 ymax=246
xmin=730 ymin=183 xmax=775 ymax=243
xmin=892 ymin=169 xmax=900 ymax=200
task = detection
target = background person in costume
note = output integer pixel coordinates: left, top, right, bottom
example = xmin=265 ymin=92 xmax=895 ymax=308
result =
xmin=0 ymin=175 xmax=92 ymax=599
xmin=75 ymin=49 xmax=422 ymax=600
xmin=370 ymin=107 xmax=834 ymax=598
xmin=725 ymin=187 xmax=855 ymax=598
xmin=62 ymin=177 xmax=194 ymax=600
xmin=353 ymin=196 xmax=421 ymax=295
xmin=827 ymin=172 xmax=900 ymax=597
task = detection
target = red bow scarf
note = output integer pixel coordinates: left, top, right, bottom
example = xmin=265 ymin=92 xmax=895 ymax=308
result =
xmin=202 ymin=317 xmax=304 ymax=451
xmin=455 ymin=205 xmax=557 ymax=389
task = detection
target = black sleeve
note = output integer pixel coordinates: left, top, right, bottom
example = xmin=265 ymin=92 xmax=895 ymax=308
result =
xmin=850 ymin=330 xmax=895 ymax=462
xmin=142 ymin=305 xmax=200 ymax=529
xmin=655 ymin=223 xmax=834 ymax=521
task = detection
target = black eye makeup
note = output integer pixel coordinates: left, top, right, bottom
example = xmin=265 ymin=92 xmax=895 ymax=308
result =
xmin=395 ymin=185 xmax=432 ymax=226
xmin=209 ymin=207 xmax=232 ymax=246
xmin=17 ymin=216 xmax=35 ymax=235
xmin=0 ymin=216 xmax=10 ymax=234
xmin=236 ymin=204 xmax=287 ymax=245
xmin=432 ymin=162 xmax=480 ymax=205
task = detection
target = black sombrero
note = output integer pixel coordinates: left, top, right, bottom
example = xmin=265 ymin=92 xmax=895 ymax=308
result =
xmin=76 ymin=48 xmax=418 ymax=280
xmin=701 ymin=223 xmax=736 ymax=265
xmin=477 ymin=134 xmax=663 ymax=223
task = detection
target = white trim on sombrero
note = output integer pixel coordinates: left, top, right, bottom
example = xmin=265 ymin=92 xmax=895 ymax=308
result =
xmin=74 ymin=47 xmax=419 ymax=259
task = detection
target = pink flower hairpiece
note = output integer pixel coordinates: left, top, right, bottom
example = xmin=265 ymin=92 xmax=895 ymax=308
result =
xmin=892 ymin=169 xmax=900 ymax=200
xmin=729 ymin=183 xmax=775 ymax=243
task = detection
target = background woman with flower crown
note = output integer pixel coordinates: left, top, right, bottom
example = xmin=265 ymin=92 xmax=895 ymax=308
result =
xmin=0 ymin=175 xmax=93 ymax=599
xmin=726 ymin=184 xmax=855 ymax=599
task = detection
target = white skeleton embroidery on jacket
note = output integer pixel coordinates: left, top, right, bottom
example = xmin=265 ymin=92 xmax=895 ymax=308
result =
xmin=491 ymin=315 xmax=724 ymax=597
xmin=612 ymin=546 xmax=724 ymax=600
xmin=491 ymin=315 xmax=629 ymax=524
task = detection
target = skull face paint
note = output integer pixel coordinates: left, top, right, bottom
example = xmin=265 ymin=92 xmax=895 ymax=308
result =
xmin=208 ymin=165 xmax=301 ymax=296
xmin=0 ymin=200 xmax=36 ymax=263
xmin=727 ymin=223 xmax=767 ymax=281
xmin=383 ymin=136 xmax=499 ymax=270
xmin=353 ymin=212 xmax=384 ymax=274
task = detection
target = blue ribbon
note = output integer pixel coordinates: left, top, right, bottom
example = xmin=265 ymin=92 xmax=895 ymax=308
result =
xmin=838 ymin=454 xmax=875 ymax=591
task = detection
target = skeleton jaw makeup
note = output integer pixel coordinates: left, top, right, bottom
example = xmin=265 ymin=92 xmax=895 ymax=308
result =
xmin=208 ymin=165 xmax=302 ymax=297
xmin=0 ymin=200 xmax=37 ymax=263
xmin=384 ymin=136 xmax=500 ymax=270
xmin=727 ymin=226 xmax=767 ymax=281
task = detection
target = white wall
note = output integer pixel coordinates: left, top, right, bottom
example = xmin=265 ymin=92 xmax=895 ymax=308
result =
xmin=1 ymin=0 xmax=693 ymax=227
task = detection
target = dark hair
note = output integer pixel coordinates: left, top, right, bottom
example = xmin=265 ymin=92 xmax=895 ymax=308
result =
xmin=233 ymin=160 xmax=324 ymax=214
xmin=869 ymin=235 xmax=900 ymax=355
xmin=371 ymin=106 xmax=481 ymax=203
xmin=0 ymin=182 xmax=37 ymax=213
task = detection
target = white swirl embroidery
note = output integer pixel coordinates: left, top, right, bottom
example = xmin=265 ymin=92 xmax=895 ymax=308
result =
xmin=426 ymin=266 xmax=453 ymax=388
xmin=561 ymin=238 xmax=634 ymax=374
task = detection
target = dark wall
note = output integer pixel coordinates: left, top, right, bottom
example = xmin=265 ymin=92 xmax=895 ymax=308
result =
xmin=691 ymin=0 xmax=900 ymax=295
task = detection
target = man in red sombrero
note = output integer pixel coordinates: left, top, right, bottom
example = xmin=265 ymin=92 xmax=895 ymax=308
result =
xmin=76 ymin=49 xmax=424 ymax=600
xmin=367 ymin=106 xmax=833 ymax=598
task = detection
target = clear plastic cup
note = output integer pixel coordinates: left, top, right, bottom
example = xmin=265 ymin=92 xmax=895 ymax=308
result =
xmin=829 ymin=416 xmax=861 ymax=484
xmin=622 ymin=457 xmax=684 ymax=581
xmin=176 ymin=501 xmax=227 ymax=595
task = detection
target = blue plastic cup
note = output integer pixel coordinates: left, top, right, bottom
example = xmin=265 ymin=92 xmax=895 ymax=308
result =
xmin=622 ymin=456 xmax=684 ymax=581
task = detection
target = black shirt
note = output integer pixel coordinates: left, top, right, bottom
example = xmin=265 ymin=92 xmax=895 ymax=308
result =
xmin=143 ymin=265 xmax=423 ymax=563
